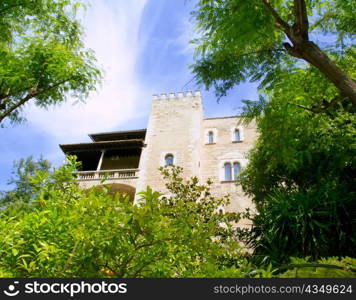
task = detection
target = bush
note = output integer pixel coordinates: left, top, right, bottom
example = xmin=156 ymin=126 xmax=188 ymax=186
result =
xmin=239 ymin=103 xmax=355 ymax=265
xmin=0 ymin=159 xmax=245 ymax=277
xmin=239 ymin=188 xmax=354 ymax=264
xmin=279 ymin=257 xmax=356 ymax=278
xmin=1 ymin=157 xmax=353 ymax=278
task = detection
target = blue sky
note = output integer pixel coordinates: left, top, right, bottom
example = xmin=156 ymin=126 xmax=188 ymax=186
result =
xmin=0 ymin=0 xmax=259 ymax=190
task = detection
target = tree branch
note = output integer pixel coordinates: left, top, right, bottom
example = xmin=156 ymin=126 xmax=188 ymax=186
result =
xmin=293 ymin=0 xmax=309 ymax=39
xmin=288 ymin=97 xmax=340 ymax=113
xmin=0 ymin=62 xmax=47 ymax=109
xmin=0 ymin=86 xmax=33 ymax=110
xmin=262 ymin=0 xmax=290 ymax=33
xmin=283 ymin=42 xmax=303 ymax=58
xmin=0 ymin=77 xmax=73 ymax=124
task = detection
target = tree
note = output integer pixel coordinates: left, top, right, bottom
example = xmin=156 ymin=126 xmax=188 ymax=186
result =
xmin=0 ymin=157 xmax=354 ymax=278
xmin=0 ymin=159 xmax=249 ymax=277
xmin=191 ymin=0 xmax=355 ymax=111
xmin=191 ymin=0 xmax=356 ymax=264
xmin=237 ymin=93 xmax=355 ymax=264
xmin=0 ymin=0 xmax=102 ymax=125
xmin=0 ymin=156 xmax=51 ymax=208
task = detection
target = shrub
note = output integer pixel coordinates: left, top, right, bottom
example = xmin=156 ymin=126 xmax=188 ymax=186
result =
xmin=239 ymin=188 xmax=354 ymax=264
xmin=279 ymin=257 xmax=356 ymax=278
xmin=0 ymin=159 xmax=244 ymax=277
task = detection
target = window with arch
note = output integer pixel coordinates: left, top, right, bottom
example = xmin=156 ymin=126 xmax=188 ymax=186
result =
xmin=224 ymin=163 xmax=232 ymax=181
xmin=233 ymin=162 xmax=241 ymax=179
xmin=165 ymin=154 xmax=174 ymax=166
xmin=222 ymin=161 xmax=242 ymax=181
xmin=231 ymin=126 xmax=243 ymax=142
xmin=205 ymin=128 xmax=217 ymax=144
xmin=208 ymin=131 xmax=214 ymax=144
xmin=234 ymin=129 xmax=241 ymax=142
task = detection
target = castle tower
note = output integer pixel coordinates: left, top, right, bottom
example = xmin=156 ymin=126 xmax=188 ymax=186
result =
xmin=135 ymin=91 xmax=203 ymax=197
xmin=60 ymin=89 xmax=256 ymax=225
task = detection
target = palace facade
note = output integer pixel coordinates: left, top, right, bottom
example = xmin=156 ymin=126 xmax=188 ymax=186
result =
xmin=60 ymin=91 xmax=257 ymax=222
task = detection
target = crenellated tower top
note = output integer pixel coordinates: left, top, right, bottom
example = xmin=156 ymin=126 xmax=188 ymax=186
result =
xmin=152 ymin=90 xmax=201 ymax=100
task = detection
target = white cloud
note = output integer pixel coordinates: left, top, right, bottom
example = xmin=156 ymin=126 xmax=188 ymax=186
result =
xmin=26 ymin=0 xmax=149 ymax=142
xmin=173 ymin=16 xmax=198 ymax=56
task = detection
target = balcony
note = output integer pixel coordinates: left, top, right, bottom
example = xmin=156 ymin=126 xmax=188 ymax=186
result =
xmin=76 ymin=169 xmax=139 ymax=181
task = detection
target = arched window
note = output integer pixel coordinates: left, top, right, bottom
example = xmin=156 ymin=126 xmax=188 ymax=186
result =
xmin=165 ymin=154 xmax=174 ymax=166
xmin=233 ymin=162 xmax=241 ymax=179
xmin=234 ymin=129 xmax=241 ymax=142
xmin=208 ymin=131 xmax=214 ymax=144
xmin=224 ymin=163 xmax=232 ymax=181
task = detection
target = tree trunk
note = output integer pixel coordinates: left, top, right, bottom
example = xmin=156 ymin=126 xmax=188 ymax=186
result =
xmin=297 ymin=41 xmax=356 ymax=106
xmin=263 ymin=0 xmax=356 ymax=107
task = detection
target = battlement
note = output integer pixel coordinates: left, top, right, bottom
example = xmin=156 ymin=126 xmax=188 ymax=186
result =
xmin=152 ymin=90 xmax=201 ymax=100
xmin=59 ymin=90 xmax=256 ymax=221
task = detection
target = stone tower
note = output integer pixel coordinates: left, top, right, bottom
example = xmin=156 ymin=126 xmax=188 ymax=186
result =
xmin=136 ymin=91 xmax=203 ymax=196
xmin=60 ymin=90 xmax=257 ymax=225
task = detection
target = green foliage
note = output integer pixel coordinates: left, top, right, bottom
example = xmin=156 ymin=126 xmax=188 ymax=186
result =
xmin=239 ymin=189 xmax=354 ymax=264
xmin=159 ymin=165 xmax=241 ymax=241
xmin=191 ymin=0 xmax=355 ymax=108
xmin=0 ymin=156 xmax=51 ymax=209
xmin=238 ymin=95 xmax=355 ymax=264
xmin=279 ymin=257 xmax=356 ymax=278
xmin=0 ymin=158 xmax=353 ymax=278
xmin=223 ymin=3 xmax=356 ymax=264
xmin=0 ymin=159 xmax=248 ymax=278
xmin=0 ymin=0 xmax=102 ymax=124
xmin=192 ymin=0 xmax=285 ymax=97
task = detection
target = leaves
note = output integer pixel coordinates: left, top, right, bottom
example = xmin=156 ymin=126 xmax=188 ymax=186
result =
xmin=0 ymin=0 xmax=102 ymax=125
xmin=0 ymin=159 xmax=246 ymax=278
xmin=0 ymin=156 xmax=51 ymax=210
xmin=191 ymin=0 xmax=355 ymax=106
xmin=280 ymin=257 xmax=356 ymax=278
xmin=237 ymin=93 xmax=355 ymax=264
xmin=0 ymin=157 xmax=353 ymax=277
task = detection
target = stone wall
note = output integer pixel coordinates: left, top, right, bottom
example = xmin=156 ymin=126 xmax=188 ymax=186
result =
xmin=200 ymin=117 xmax=257 ymax=224
xmin=70 ymin=90 xmax=258 ymax=227
xmin=135 ymin=91 xmax=257 ymax=226
xmin=136 ymin=91 xmax=202 ymax=196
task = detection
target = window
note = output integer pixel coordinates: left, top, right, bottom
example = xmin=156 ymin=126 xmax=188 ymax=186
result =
xmin=221 ymin=160 xmax=242 ymax=181
xmin=165 ymin=154 xmax=174 ymax=166
xmin=205 ymin=128 xmax=218 ymax=144
xmin=224 ymin=163 xmax=232 ymax=181
xmin=233 ymin=162 xmax=241 ymax=180
xmin=231 ymin=126 xmax=243 ymax=142
xmin=208 ymin=131 xmax=214 ymax=144
xmin=234 ymin=129 xmax=241 ymax=142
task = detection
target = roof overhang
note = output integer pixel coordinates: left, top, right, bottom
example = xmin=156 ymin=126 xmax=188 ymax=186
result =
xmin=60 ymin=139 xmax=145 ymax=153
xmin=88 ymin=129 xmax=147 ymax=142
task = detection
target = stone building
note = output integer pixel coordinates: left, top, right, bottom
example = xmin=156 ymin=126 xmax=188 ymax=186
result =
xmin=60 ymin=91 xmax=257 ymax=218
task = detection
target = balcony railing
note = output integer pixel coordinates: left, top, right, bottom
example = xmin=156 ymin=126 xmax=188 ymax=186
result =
xmin=76 ymin=169 xmax=139 ymax=181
